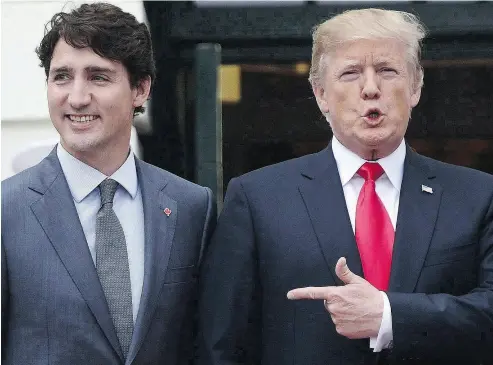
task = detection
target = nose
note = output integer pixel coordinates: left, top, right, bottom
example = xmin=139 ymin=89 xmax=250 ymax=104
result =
xmin=68 ymin=79 xmax=91 ymax=109
xmin=361 ymin=69 xmax=381 ymax=100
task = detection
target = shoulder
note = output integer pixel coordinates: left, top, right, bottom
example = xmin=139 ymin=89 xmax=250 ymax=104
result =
xmin=225 ymin=150 xmax=328 ymax=201
xmin=136 ymin=159 xmax=211 ymax=201
xmin=415 ymin=153 xmax=493 ymax=188
xmin=237 ymin=151 xmax=324 ymax=185
xmin=2 ymin=165 xmax=42 ymax=203
xmin=1 ymin=163 xmax=53 ymax=226
xmin=410 ymin=152 xmax=493 ymax=210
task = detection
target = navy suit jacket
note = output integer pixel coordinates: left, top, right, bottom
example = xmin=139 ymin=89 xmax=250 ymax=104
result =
xmin=2 ymin=149 xmax=216 ymax=365
xmin=197 ymin=143 xmax=493 ymax=365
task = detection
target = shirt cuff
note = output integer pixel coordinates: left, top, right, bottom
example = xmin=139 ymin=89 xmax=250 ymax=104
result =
xmin=369 ymin=291 xmax=393 ymax=352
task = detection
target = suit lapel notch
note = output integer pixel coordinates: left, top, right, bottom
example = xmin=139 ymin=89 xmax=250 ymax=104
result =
xmin=298 ymin=146 xmax=364 ymax=283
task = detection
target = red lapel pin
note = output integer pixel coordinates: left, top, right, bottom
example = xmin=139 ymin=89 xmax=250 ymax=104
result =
xmin=163 ymin=208 xmax=171 ymax=216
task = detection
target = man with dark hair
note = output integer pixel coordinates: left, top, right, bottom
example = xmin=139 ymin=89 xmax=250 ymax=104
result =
xmin=2 ymin=3 xmax=216 ymax=364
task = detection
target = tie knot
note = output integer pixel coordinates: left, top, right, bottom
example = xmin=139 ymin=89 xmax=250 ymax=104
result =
xmin=99 ymin=178 xmax=118 ymax=206
xmin=357 ymin=162 xmax=384 ymax=181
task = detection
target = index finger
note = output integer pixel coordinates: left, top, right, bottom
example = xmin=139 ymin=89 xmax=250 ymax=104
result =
xmin=286 ymin=286 xmax=336 ymax=300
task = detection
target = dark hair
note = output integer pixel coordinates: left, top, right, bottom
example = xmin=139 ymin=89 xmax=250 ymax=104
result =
xmin=36 ymin=2 xmax=156 ymax=115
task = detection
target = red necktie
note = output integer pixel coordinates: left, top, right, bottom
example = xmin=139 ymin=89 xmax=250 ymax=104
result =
xmin=355 ymin=162 xmax=394 ymax=291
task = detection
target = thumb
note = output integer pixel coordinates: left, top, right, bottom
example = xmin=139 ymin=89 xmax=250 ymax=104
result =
xmin=335 ymin=257 xmax=364 ymax=285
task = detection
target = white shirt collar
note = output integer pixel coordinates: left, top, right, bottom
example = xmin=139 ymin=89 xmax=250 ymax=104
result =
xmin=331 ymin=136 xmax=406 ymax=191
xmin=57 ymin=144 xmax=138 ymax=203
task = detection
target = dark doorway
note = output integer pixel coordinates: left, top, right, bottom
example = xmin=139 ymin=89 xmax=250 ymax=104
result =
xmin=144 ymin=1 xmax=493 ymax=190
xmin=222 ymin=60 xmax=493 ymax=191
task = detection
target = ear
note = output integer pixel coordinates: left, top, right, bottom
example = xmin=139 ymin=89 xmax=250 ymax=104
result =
xmin=312 ymin=83 xmax=330 ymax=114
xmin=410 ymin=85 xmax=421 ymax=108
xmin=132 ymin=76 xmax=152 ymax=108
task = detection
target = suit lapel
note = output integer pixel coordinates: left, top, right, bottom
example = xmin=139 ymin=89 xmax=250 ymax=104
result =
xmin=389 ymin=148 xmax=442 ymax=292
xmin=298 ymin=145 xmax=370 ymax=350
xmin=298 ymin=144 xmax=364 ymax=284
xmin=127 ymin=160 xmax=177 ymax=364
xmin=297 ymin=143 xmax=442 ymax=293
xmin=29 ymin=150 xmax=124 ymax=361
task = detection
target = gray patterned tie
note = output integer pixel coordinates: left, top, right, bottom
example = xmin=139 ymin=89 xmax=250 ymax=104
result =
xmin=95 ymin=178 xmax=133 ymax=358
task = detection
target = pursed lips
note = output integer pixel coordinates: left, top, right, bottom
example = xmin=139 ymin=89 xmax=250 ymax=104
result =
xmin=362 ymin=108 xmax=384 ymax=118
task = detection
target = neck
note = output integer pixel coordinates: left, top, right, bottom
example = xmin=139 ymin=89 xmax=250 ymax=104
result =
xmin=351 ymin=141 xmax=402 ymax=161
xmin=62 ymin=142 xmax=130 ymax=176
xmin=368 ymin=150 xmax=379 ymax=161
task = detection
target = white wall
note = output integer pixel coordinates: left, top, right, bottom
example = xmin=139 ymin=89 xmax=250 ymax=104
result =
xmin=1 ymin=1 xmax=147 ymax=179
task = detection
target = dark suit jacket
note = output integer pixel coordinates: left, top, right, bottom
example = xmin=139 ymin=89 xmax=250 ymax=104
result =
xmin=1 ymin=149 xmax=216 ymax=365
xmin=197 ymin=143 xmax=493 ymax=365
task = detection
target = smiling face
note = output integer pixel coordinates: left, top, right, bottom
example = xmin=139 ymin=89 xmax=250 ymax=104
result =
xmin=47 ymin=39 xmax=150 ymax=166
xmin=313 ymin=38 xmax=422 ymax=160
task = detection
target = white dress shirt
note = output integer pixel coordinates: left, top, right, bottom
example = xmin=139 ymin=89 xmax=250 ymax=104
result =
xmin=57 ymin=144 xmax=145 ymax=323
xmin=331 ymin=136 xmax=406 ymax=351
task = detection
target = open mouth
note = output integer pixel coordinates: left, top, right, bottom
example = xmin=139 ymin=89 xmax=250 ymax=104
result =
xmin=67 ymin=115 xmax=99 ymax=123
xmin=364 ymin=109 xmax=383 ymax=122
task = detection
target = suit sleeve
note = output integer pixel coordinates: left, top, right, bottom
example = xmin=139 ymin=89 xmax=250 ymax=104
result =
xmin=185 ymin=187 xmax=217 ymax=365
xmin=196 ymin=177 xmax=261 ymax=365
xmin=387 ymin=193 xmax=493 ymax=363
xmin=2 ymin=238 xmax=9 ymax=358
xmin=198 ymin=187 xmax=217 ymax=268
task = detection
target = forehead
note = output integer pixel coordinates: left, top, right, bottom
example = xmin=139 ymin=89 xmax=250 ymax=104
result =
xmin=330 ymin=39 xmax=407 ymax=67
xmin=49 ymin=39 xmax=122 ymax=72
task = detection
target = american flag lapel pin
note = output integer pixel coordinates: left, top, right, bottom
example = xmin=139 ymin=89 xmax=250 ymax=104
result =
xmin=421 ymin=184 xmax=433 ymax=194
xmin=163 ymin=208 xmax=171 ymax=216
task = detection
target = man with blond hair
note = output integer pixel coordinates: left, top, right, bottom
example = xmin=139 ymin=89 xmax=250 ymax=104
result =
xmin=197 ymin=8 xmax=493 ymax=365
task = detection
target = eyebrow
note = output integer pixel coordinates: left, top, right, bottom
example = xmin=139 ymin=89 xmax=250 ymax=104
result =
xmin=338 ymin=61 xmax=362 ymax=69
xmin=49 ymin=66 xmax=71 ymax=76
xmin=49 ymin=66 xmax=116 ymax=76
xmin=336 ymin=59 xmax=398 ymax=71
xmin=86 ymin=66 xmax=116 ymax=74
xmin=373 ymin=60 xmax=397 ymax=68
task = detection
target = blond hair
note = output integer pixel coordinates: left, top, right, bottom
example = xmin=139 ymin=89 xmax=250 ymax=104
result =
xmin=309 ymin=8 xmax=427 ymax=90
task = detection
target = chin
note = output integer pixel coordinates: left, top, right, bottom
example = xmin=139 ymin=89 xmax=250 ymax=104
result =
xmin=361 ymin=129 xmax=396 ymax=144
xmin=359 ymin=136 xmax=387 ymax=148
xmin=63 ymin=138 xmax=100 ymax=154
